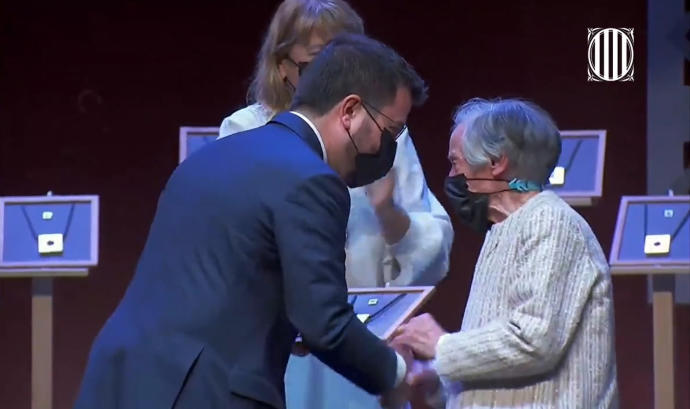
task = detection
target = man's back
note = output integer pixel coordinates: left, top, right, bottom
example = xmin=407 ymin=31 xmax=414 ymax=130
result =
xmin=122 ymin=117 xmax=338 ymax=349
xmin=73 ymin=31 xmax=429 ymax=409
xmin=74 ymin=114 xmax=397 ymax=409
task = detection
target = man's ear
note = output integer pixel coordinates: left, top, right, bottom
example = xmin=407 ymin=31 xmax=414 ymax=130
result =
xmin=338 ymin=94 xmax=361 ymax=132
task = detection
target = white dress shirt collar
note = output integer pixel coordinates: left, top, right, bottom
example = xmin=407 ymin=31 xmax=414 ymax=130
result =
xmin=290 ymin=111 xmax=328 ymax=163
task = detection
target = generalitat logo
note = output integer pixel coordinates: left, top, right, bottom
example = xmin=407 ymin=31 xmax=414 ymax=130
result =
xmin=587 ymin=28 xmax=634 ymax=82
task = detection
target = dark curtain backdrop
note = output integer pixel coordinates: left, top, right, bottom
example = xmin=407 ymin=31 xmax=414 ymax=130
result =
xmin=0 ymin=1 xmax=687 ymax=408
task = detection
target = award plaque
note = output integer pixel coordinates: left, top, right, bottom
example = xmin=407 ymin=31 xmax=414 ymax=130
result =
xmin=609 ymin=195 xmax=690 ymax=409
xmin=0 ymin=193 xmax=99 ymax=409
xmin=0 ymin=195 xmax=99 ymax=270
xmin=348 ymin=286 xmax=435 ymax=340
xmin=610 ymin=196 xmax=690 ymax=274
xmin=285 ymin=286 xmax=436 ymax=409
xmin=545 ymin=130 xmax=606 ymax=206
xmin=178 ymin=126 xmax=220 ymax=163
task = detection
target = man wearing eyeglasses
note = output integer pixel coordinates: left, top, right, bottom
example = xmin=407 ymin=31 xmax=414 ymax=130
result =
xmin=220 ymin=10 xmax=452 ymax=294
xmin=73 ymin=34 xmax=427 ymax=409
xmin=218 ymin=3 xmax=454 ymax=403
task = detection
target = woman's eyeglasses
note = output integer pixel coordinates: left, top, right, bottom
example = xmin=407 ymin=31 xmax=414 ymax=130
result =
xmin=285 ymin=57 xmax=309 ymax=76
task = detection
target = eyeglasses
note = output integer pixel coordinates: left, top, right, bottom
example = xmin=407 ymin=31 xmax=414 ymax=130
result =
xmin=285 ymin=56 xmax=309 ymax=76
xmin=361 ymin=101 xmax=407 ymax=140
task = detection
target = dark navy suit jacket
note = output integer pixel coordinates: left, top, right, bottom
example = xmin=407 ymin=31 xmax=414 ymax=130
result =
xmin=73 ymin=113 xmax=398 ymax=409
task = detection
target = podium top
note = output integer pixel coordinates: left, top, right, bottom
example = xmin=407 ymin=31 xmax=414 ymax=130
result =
xmin=609 ymin=195 xmax=690 ymax=275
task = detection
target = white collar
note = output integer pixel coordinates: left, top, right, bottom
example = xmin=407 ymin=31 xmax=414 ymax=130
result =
xmin=289 ymin=111 xmax=328 ymax=163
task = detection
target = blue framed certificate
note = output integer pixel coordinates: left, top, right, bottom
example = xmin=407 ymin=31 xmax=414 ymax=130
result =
xmin=348 ymin=286 xmax=434 ymax=340
xmin=610 ymin=195 xmax=690 ymax=275
xmin=178 ymin=126 xmax=220 ymax=163
xmin=0 ymin=195 xmax=99 ymax=269
xmin=546 ymin=129 xmax=607 ymax=206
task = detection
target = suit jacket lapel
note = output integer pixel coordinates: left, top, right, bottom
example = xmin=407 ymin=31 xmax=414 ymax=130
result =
xmin=269 ymin=112 xmax=324 ymax=160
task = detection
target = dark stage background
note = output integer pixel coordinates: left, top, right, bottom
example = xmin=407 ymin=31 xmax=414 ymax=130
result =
xmin=1 ymin=1 xmax=688 ymax=408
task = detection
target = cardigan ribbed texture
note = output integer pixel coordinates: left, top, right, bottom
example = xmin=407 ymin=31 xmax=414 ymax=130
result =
xmin=433 ymin=191 xmax=619 ymax=409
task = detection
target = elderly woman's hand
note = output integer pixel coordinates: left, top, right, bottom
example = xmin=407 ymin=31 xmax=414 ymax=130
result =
xmin=392 ymin=313 xmax=447 ymax=360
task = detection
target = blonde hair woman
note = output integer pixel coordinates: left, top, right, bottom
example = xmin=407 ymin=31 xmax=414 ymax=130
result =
xmin=220 ymin=0 xmax=363 ymax=135
xmin=218 ymin=1 xmax=454 ymax=408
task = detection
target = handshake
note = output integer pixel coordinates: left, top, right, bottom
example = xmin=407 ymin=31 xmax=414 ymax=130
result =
xmin=290 ymin=313 xmax=448 ymax=408
xmin=380 ymin=313 xmax=448 ymax=409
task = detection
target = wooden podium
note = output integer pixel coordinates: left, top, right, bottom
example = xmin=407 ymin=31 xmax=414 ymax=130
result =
xmin=546 ymin=129 xmax=606 ymax=207
xmin=178 ymin=126 xmax=220 ymax=163
xmin=609 ymin=195 xmax=690 ymax=409
xmin=0 ymin=194 xmax=99 ymax=409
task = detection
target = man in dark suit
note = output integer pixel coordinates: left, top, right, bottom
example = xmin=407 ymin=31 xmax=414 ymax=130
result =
xmin=74 ymin=33 xmax=427 ymax=409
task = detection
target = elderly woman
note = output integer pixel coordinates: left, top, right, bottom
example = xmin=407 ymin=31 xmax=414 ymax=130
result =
xmin=391 ymin=98 xmax=619 ymax=409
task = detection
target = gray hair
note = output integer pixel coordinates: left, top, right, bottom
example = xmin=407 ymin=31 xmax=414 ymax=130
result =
xmin=452 ymin=98 xmax=562 ymax=184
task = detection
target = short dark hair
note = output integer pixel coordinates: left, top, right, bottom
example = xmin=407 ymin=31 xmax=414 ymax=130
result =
xmin=291 ymin=33 xmax=428 ymax=115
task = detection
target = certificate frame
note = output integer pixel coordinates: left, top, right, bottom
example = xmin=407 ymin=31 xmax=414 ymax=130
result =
xmin=348 ymin=286 xmax=435 ymax=340
xmin=0 ymin=195 xmax=99 ymax=270
xmin=178 ymin=126 xmax=220 ymax=163
xmin=546 ymin=129 xmax=607 ymax=207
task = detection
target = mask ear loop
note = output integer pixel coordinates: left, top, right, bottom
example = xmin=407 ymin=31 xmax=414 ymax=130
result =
xmin=345 ymin=128 xmax=360 ymax=154
xmin=484 ymin=157 xmax=543 ymax=192
xmin=460 ymin=178 xmax=511 ymax=196
xmin=462 ymin=176 xmax=541 ymax=195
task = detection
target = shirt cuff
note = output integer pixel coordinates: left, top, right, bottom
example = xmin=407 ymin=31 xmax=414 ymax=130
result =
xmin=386 ymin=210 xmax=422 ymax=254
xmin=385 ymin=212 xmax=448 ymax=287
xmin=394 ymin=352 xmax=407 ymax=387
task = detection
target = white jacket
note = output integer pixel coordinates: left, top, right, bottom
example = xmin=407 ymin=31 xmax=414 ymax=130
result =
xmin=219 ymin=103 xmax=453 ymax=287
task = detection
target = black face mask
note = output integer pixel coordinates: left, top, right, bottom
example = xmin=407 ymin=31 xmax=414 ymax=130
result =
xmin=444 ymin=174 xmax=495 ymax=233
xmin=346 ymin=128 xmax=397 ymax=188
xmin=444 ymin=174 xmax=543 ymax=233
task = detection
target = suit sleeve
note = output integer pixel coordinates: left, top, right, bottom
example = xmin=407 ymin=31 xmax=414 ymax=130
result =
xmin=274 ymin=173 xmax=398 ymax=394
